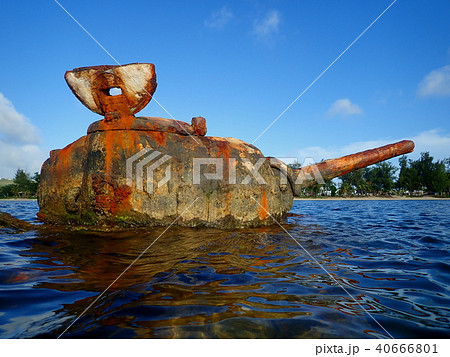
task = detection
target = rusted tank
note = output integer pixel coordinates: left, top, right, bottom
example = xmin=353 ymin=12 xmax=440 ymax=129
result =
xmin=37 ymin=63 xmax=414 ymax=228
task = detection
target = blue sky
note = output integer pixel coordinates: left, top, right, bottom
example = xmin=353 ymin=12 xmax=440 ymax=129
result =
xmin=0 ymin=0 xmax=449 ymax=177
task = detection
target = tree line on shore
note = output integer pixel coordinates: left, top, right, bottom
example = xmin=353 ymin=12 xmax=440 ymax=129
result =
xmin=293 ymin=152 xmax=450 ymax=197
xmin=0 ymin=169 xmax=40 ymax=198
xmin=1 ymin=151 xmax=449 ymax=199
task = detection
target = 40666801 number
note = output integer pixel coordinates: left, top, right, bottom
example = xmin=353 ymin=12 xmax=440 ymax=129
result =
xmin=375 ymin=344 xmax=438 ymax=354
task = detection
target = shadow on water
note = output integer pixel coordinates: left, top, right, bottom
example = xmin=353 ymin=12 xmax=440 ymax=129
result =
xmin=0 ymin=200 xmax=449 ymax=338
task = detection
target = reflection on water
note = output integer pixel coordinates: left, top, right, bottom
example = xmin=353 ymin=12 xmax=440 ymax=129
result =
xmin=0 ymin=199 xmax=449 ymax=338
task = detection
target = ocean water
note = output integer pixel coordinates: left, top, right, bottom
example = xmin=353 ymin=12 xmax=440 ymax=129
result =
xmin=0 ymin=199 xmax=449 ymax=338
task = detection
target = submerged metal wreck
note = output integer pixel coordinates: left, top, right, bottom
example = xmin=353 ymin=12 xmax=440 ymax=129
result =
xmin=35 ymin=63 xmax=414 ymax=228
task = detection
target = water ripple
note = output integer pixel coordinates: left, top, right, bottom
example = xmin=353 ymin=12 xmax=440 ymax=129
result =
xmin=0 ymin=200 xmax=449 ymax=338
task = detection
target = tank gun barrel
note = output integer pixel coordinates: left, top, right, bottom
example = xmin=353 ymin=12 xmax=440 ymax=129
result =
xmin=293 ymin=140 xmax=414 ymax=189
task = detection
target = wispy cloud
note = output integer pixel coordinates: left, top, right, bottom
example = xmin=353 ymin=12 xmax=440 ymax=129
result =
xmin=0 ymin=92 xmax=46 ymax=177
xmin=293 ymin=129 xmax=450 ymax=164
xmin=295 ymin=139 xmax=391 ymax=163
xmin=327 ymin=98 xmax=363 ymax=118
xmin=417 ymin=64 xmax=450 ymax=97
xmin=412 ymin=129 xmax=450 ymax=158
xmin=0 ymin=93 xmax=40 ymax=144
xmin=204 ymin=6 xmax=233 ymax=30
xmin=252 ymin=10 xmax=281 ymax=42
xmin=0 ymin=141 xmax=46 ymax=178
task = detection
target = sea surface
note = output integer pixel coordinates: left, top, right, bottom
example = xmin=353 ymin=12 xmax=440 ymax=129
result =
xmin=0 ymin=199 xmax=449 ymax=338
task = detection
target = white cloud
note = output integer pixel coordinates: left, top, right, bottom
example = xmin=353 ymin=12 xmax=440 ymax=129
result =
xmin=0 ymin=141 xmax=46 ymax=178
xmin=295 ymin=139 xmax=391 ymax=163
xmin=327 ymin=98 xmax=363 ymax=117
xmin=411 ymin=129 xmax=450 ymax=159
xmin=0 ymin=92 xmax=46 ymax=178
xmin=417 ymin=64 xmax=450 ymax=97
xmin=204 ymin=6 xmax=233 ymax=30
xmin=252 ymin=10 xmax=280 ymax=41
xmin=0 ymin=92 xmax=41 ymax=144
xmin=293 ymin=129 xmax=450 ymax=165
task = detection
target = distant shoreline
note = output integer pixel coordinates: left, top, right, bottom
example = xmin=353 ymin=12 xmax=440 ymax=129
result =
xmin=294 ymin=196 xmax=450 ymax=201
xmin=1 ymin=197 xmax=449 ymax=203
xmin=0 ymin=196 xmax=450 ymax=202
xmin=0 ymin=198 xmax=37 ymax=201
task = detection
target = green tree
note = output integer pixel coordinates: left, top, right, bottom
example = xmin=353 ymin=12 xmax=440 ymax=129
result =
xmin=428 ymin=160 xmax=449 ymax=195
xmin=446 ymin=158 xmax=450 ymax=195
xmin=397 ymin=156 xmax=413 ymax=191
xmin=301 ymin=182 xmax=322 ymax=196
xmin=397 ymin=156 xmax=422 ymax=192
xmin=364 ymin=162 xmax=397 ymax=194
xmin=13 ymin=169 xmax=36 ymax=197
xmin=323 ymin=179 xmax=337 ymax=196
xmin=338 ymin=181 xmax=352 ymax=196
xmin=396 ymin=153 xmax=450 ymax=195
xmin=410 ymin=152 xmax=435 ymax=192
xmin=30 ymin=172 xmax=40 ymax=194
xmin=0 ymin=184 xmax=17 ymax=198
xmin=340 ymin=168 xmax=369 ymax=195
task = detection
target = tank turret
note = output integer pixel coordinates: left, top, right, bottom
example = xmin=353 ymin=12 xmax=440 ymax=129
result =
xmin=37 ymin=63 xmax=414 ymax=228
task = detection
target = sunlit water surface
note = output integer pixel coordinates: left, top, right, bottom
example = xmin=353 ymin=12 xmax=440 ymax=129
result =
xmin=0 ymin=199 xmax=449 ymax=338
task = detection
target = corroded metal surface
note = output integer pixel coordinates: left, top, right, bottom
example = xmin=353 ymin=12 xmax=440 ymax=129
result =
xmin=40 ymin=63 xmax=292 ymax=227
xmin=38 ymin=62 xmax=415 ymax=228
xmin=65 ymin=63 xmax=156 ymax=121
xmin=38 ymin=130 xmax=292 ymax=228
xmin=294 ymin=140 xmax=415 ymax=190
xmin=87 ymin=116 xmax=207 ymax=136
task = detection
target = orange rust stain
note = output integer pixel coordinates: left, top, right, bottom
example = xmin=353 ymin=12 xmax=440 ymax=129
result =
xmin=119 ymin=115 xmax=135 ymax=128
xmin=113 ymin=184 xmax=132 ymax=212
xmin=91 ymin=173 xmax=132 ymax=215
xmin=49 ymin=137 xmax=87 ymax=189
xmin=104 ymin=131 xmax=115 ymax=178
xmin=150 ymin=131 xmax=166 ymax=147
xmin=104 ymin=131 xmax=124 ymax=176
xmin=216 ymin=140 xmax=231 ymax=182
xmin=54 ymin=152 xmax=73 ymax=185
xmin=258 ymin=190 xmax=268 ymax=220
xmin=65 ymin=63 xmax=156 ymax=120
xmin=55 ymin=142 xmax=73 ymax=162
xmin=215 ymin=140 xmax=231 ymax=161
xmin=294 ymin=140 xmax=415 ymax=184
